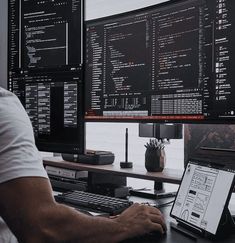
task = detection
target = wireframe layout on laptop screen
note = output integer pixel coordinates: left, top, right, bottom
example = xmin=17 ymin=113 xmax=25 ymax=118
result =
xmin=170 ymin=161 xmax=235 ymax=235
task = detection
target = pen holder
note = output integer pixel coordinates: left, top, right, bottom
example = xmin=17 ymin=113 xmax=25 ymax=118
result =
xmin=145 ymin=147 xmax=166 ymax=172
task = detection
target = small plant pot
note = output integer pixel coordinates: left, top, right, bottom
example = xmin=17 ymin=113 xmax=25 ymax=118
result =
xmin=145 ymin=148 xmax=166 ymax=172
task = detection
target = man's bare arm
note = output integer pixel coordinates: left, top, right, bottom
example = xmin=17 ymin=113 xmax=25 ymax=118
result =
xmin=0 ymin=177 xmax=166 ymax=243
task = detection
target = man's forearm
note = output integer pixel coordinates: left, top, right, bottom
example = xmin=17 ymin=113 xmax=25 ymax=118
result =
xmin=0 ymin=178 xmax=166 ymax=243
xmin=26 ymin=203 xmax=128 ymax=243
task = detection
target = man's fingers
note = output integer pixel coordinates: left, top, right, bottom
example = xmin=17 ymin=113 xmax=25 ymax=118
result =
xmin=142 ymin=205 xmax=166 ymax=231
xmin=149 ymin=222 xmax=165 ymax=234
xmin=148 ymin=206 xmax=163 ymax=216
xmin=149 ymin=214 xmax=167 ymax=232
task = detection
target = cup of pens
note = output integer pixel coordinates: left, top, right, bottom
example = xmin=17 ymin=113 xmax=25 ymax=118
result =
xmin=144 ymin=139 xmax=166 ymax=172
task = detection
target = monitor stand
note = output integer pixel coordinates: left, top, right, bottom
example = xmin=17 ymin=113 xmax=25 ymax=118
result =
xmin=62 ymin=150 xmax=115 ymax=165
xmin=129 ymin=182 xmax=177 ymax=199
xmin=211 ymin=207 xmax=235 ymax=239
xmin=171 ymin=207 xmax=235 ymax=240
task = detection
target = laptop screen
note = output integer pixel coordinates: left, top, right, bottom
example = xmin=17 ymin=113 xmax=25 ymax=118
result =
xmin=170 ymin=161 xmax=235 ymax=235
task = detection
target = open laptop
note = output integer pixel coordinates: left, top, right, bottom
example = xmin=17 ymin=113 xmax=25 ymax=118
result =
xmin=170 ymin=160 xmax=235 ymax=238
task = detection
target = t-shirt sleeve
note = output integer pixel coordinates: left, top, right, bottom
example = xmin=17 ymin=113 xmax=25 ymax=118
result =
xmin=0 ymin=89 xmax=48 ymax=183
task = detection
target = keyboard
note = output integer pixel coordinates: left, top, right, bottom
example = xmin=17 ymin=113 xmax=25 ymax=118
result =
xmin=55 ymin=190 xmax=133 ymax=215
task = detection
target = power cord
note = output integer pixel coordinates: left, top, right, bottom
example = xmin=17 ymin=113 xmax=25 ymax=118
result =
xmin=141 ymin=199 xmax=175 ymax=208
xmin=157 ymin=200 xmax=175 ymax=208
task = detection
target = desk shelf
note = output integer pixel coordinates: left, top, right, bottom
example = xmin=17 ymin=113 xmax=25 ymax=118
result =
xmin=43 ymin=157 xmax=183 ymax=184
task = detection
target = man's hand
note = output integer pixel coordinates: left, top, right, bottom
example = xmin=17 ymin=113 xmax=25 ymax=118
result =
xmin=114 ymin=203 xmax=167 ymax=239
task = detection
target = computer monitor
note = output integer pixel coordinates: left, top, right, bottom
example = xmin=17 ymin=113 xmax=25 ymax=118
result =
xmin=84 ymin=0 xmax=235 ymax=124
xmin=184 ymin=124 xmax=235 ymax=169
xmin=8 ymin=0 xmax=84 ymax=154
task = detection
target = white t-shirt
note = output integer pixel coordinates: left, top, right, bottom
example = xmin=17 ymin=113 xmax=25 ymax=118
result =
xmin=0 ymin=87 xmax=48 ymax=242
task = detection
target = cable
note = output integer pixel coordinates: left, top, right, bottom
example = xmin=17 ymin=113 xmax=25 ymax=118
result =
xmin=130 ymin=187 xmax=152 ymax=191
xmin=157 ymin=200 xmax=175 ymax=208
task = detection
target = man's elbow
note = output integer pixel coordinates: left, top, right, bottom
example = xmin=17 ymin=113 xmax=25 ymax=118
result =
xmin=16 ymin=203 xmax=66 ymax=243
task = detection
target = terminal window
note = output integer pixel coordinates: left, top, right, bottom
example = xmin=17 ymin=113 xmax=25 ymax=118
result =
xmin=23 ymin=0 xmax=82 ymax=69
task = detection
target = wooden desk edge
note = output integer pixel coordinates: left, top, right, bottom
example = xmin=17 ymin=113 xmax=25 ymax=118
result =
xmin=43 ymin=157 xmax=183 ymax=184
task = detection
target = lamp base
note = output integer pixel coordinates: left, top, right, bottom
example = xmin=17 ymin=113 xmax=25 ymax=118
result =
xmin=120 ymin=161 xmax=133 ymax=168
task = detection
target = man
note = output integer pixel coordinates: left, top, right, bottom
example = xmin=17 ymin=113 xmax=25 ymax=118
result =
xmin=0 ymin=87 xmax=166 ymax=242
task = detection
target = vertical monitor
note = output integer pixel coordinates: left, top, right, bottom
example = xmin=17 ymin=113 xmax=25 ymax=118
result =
xmin=85 ymin=0 xmax=235 ymax=123
xmin=8 ymin=0 xmax=84 ymax=153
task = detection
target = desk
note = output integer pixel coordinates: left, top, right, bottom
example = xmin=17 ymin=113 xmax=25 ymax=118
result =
xmin=45 ymin=157 xmax=235 ymax=242
xmin=43 ymin=157 xmax=183 ymax=184
xmin=124 ymin=197 xmax=235 ymax=243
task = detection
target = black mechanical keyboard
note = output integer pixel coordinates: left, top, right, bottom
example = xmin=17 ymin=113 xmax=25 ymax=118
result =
xmin=55 ymin=190 xmax=133 ymax=215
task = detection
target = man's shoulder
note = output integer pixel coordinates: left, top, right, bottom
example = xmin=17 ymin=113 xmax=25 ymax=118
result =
xmin=0 ymin=86 xmax=31 ymax=129
xmin=0 ymin=87 xmax=23 ymax=111
xmin=0 ymin=87 xmax=14 ymax=97
xmin=0 ymin=87 xmax=19 ymax=106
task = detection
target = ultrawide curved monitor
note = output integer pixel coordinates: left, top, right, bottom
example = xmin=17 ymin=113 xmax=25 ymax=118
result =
xmin=84 ymin=0 xmax=235 ymax=124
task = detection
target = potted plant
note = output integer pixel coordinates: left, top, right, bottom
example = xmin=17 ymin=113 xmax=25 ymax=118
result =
xmin=144 ymin=139 xmax=166 ymax=172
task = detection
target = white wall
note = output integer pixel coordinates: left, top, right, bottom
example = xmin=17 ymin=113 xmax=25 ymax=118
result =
xmin=85 ymin=0 xmax=167 ymax=20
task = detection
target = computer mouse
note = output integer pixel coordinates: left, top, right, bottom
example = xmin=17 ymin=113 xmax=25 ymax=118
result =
xmin=148 ymin=230 xmax=167 ymax=237
xmin=121 ymin=230 xmax=166 ymax=243
xmin=140 ymin=231 xmax=166 ymax=243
